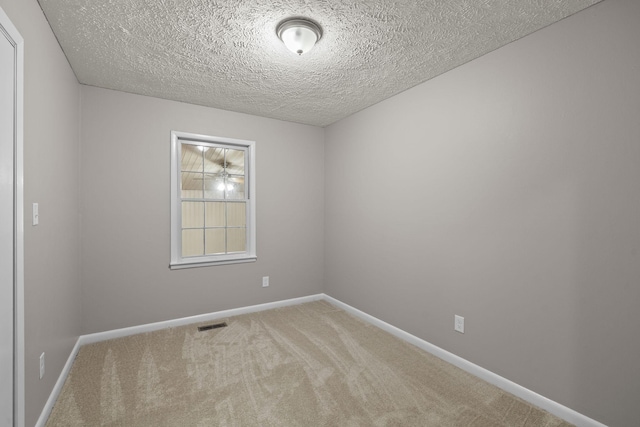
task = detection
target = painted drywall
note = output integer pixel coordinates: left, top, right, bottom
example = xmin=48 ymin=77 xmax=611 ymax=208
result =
xmin=324 ymin=0 xmax=639 ymax=425
xmin=0 ymin=1 xmax=82 ymax=426
xmin=80 ymin=86 xmax=325 ymax=334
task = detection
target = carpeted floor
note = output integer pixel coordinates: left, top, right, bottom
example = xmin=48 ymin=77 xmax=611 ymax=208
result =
xmin=45 ymin=300 xmax=574 ymax=426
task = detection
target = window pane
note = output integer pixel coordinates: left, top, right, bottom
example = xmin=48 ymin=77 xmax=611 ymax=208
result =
xmin=203 ymin=147 xmax=225 ymax=173
xmin=227 ymin=202 xmax=246 ymax=227
xmin=226 ymin=175 xmax=245 ymax=200
xmin=182 ymin=229 xmax=204 ymax=257
xmin=205 ymin=202 xmax=225 ymax=227
xmin=227 ymin=228 xmax=246 ymax=253
xmin=182 ymin=202 xmax=204 ymax=228
xmin=181 ymin=172 xmax=203 ymax=198
xmin=205 ymin=228 xmax=225 ymax=254
xmin=225 ymin=149 xmax=245 ymax=175
xmin=172 ymin=133 xmax=255 ymax=268
xmin=204 ymin=173 xmax=225 ymax=199
xmin=181 ymin=144 xmax=203 ymax=172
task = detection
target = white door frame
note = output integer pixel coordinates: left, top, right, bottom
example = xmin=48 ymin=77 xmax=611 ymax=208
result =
xmin=0 ymin=6 xmax=24 ymax=427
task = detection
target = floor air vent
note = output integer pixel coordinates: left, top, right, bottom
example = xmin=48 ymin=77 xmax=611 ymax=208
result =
xmin=198 ymin=322 xmax=228 ymax=332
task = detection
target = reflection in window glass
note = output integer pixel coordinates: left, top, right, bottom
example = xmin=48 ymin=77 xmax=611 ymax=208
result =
xmin=181 ymin=145 xmax=204 ymax=172
xmin=181 ymin=172 xmax=203 ymax=198
xmin=227 ymin=202 xmax=246 ymax=227
xmin=182 ymin=229 xmax=204 ymax=257
xmin=172 ymin=133 xmax=255 ymax=268
xmin=205 ymin=202 xmax=225 ymax=227
xmin=205 ymin=229 xmax=226 ymax=254
xmin=227 ymin=228 xmax=246 ymax=253
xmin=182 ymin=202 xmax=204 ymax=228
xmin=176 ymin=141 xmax=251 ymax=260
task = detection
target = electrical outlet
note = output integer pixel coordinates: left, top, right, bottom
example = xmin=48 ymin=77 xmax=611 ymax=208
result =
xmin=262 ymin=276 xmax=269 ymax=287
xmin=454 ymin=315 xmax=465 ymax=334
xmin=39 ymin=352 xmax=45 ymax=379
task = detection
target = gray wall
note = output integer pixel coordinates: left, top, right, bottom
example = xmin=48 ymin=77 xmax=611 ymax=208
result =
xmin=0 ymin=1 xmax=82 ymax=426
xmin=80 ymin=86 xmax=325 ymax=334
xmin=324 ymin=0 xmax=639 ymax=426
xmin=4 ymin=0 xmax=638 ymax=424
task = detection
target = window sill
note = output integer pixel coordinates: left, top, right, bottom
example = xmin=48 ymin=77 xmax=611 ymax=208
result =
xmin=169 ymin=256 xmax=257 ymax=270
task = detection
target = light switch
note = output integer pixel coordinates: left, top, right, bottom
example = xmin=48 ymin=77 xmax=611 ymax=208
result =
xmin=32 ymin=203 xmax=39 ymax=226
xmin=454 ymin=315 xmax=464 ymax=334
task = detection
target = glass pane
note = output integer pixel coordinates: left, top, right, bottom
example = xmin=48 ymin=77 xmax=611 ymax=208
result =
xmin=226 ymin=175 xmax=245 ymax=200
xmin=203 ymin=173 xmax=225 ymax=199
xmin=225 ymin=149 xmax=245 ymax=175
xmin=205 ymin=202 xmax=225 ymax=227
xmin=181 ymin=144 xmax=203 ymax=172
xmin=203 ymin=147 xmax=225 ymax=173
xmin=182 ymin=229 xmax=204 ymax=257
xmin=227 ymin=228 xmax=246 ymax=253
xmin=227 ymin=202 xmax=246 ymax=227
xmin=182 ymin=202 xmax=204 ymax=228
xmin=205 ymin=228 xmax=225 ymax=254
xmin=181 ymin=172 xmax=203 ymax=198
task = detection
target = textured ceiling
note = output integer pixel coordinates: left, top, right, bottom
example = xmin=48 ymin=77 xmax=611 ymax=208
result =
xmin=38 ymin=0 xmax=600 ymax=127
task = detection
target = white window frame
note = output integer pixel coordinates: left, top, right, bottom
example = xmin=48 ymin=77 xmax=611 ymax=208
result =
xmin=170 ymin=131 xmax=256 ymax=269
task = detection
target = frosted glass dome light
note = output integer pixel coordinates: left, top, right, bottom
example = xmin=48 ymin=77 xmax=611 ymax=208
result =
xmin=277 ymin=18 xmax=322 ymax=56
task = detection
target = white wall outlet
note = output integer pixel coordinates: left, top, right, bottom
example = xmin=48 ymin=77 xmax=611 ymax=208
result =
xmin=454 ymin=315 xmax=465 ymax=334
xmin=262 ymin=276 xmax=269 ymax=287
xmin=39 ymin=352 xmax=45 ymax=379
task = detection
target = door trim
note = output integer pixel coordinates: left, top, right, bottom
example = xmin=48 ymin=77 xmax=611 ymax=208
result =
xmin=0 ymin=6 xmax=24 ymax=427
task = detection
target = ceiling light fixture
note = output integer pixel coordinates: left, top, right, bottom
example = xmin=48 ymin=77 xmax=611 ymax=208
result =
xmin=216 ymin=171 xmax=234 ymax=192
xmin=276 ymin=18 xmax=322 ymax=56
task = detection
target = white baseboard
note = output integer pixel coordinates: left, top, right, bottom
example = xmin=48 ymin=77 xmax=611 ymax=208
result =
xmin=322 ymin=294 xmax=607 ymax=427
xmin=37 ymin=293 xmax=606 ymax=427
xmin=78 ymin=294 xmax=324 ymax=346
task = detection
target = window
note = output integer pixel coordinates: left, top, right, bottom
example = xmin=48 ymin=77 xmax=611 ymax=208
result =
xmin=170 ymin=131 xmax=256 ymax=269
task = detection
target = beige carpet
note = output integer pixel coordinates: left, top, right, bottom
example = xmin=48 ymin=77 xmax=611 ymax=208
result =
xmin=46 ymin=301 xmax=573 ymax=426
